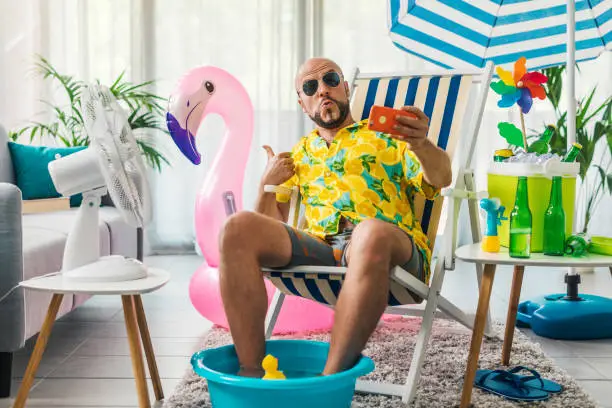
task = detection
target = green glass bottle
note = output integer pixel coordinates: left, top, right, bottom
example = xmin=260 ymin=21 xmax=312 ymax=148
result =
xmin=562 ymin=143 xmax=582 ymax=162
xmin=509 ymin=176 xmax=532 ymax=258
xmin=527 ymin=124 xmax=555 ymax=155
xmin=565 ymin=233 xmax=591 ymax=257
xmin=543 ymin=176 xmax=565 ymax=255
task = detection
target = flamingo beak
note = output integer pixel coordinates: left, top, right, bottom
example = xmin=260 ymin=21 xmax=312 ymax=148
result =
xmin=166 ymin=111 xmax=201 ymax=165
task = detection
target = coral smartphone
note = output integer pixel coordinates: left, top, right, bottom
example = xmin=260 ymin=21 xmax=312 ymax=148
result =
xmin=367 ymin=105 xmax=417 ymax=134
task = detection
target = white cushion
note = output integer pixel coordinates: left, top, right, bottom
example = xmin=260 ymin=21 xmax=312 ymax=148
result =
xmin=22 ymin=210 xmax=112 ymax=279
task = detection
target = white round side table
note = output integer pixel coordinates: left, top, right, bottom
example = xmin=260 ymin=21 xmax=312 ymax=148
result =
xmin=14 ymin=268 xmax=170 ymax=408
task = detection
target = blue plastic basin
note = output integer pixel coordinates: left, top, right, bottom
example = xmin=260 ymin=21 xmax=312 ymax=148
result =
xmin=191 ymin=339 xmax=375 ymax=408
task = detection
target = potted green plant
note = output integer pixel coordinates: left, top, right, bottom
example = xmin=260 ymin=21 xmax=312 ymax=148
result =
xmin=9 ymin=55 xmax=169 ymax=171
xmin=533 ymin=65 xmax=612 ymax=235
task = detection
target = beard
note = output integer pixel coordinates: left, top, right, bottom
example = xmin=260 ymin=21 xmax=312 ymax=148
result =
xmin=309 ymin=97 xmax=350 ymax=129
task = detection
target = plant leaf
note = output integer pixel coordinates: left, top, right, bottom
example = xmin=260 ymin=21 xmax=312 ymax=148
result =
xmin=595 ymin=165 xmax=606 ymax=186
xmin=10 ymin=56 xmax=168 ymax=171
xmin=593 ymin=121 xmax=607 ymax=145
xmin=57 ymin=134 xmax=71 ymax=146
xmin=136 ymin=138 xmax=169 ymax=172
xmin=33 ymin=54 xmax=84 ymax=104
xmin=498 ymin=122 xmax=525 ymax=148
xmin=548 ymin=112 xmax=568 ymax=156
xmin=582 ymin=96 xmax=610 ymax=125
xmin=577 ymin=128 xmax=591 ymax=180
xmin=577 ymin=87 xmax=597 ymax=127
xmin=607 ymin=125 xmax=612 ymax=160
xmin=541 ymin=65 xmax=565 ymax=112
xmin=110 ymin=71 xmax=126 ymax=92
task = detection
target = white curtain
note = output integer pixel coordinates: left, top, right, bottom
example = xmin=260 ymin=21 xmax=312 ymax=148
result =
xmin=0 ymin=0 xmax=134 ymax=131
xmin=2 ymin=0 xmax=610 ymax=252
xmin=0 ymin=0 xmax=47 ymax=132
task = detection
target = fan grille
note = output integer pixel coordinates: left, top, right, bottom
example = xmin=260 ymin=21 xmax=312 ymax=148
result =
xmin=82 ymin=84 xmax=152 ymax=228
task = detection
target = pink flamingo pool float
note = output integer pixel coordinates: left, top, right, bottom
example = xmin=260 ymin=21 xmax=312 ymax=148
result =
xmin=166 ymin=66 xmax=334 ymax=333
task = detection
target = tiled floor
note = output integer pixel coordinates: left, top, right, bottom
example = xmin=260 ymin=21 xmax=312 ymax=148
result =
xmin=1 ymin=255 xmax=611 ymax=407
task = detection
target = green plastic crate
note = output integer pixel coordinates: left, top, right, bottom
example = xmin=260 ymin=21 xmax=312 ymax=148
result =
xmin=487 ymin=162 xmax=579 ymax=253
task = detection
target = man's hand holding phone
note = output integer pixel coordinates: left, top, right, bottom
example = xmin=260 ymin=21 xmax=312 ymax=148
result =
xmin=368 ymin=105 xmax=430 ymax=151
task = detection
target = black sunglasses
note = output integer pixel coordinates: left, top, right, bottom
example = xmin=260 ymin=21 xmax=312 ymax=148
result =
xmin=302 ymin=71 xmax=341 ymax=96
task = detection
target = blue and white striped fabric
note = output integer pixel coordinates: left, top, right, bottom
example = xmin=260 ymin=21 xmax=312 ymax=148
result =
xmin=388 ymin=0 xmax=612 ymax=70
xmin=266 ymin=268 xmax=423 ymax=306
xmin=265 ymin=73 xmax=473 ymax=307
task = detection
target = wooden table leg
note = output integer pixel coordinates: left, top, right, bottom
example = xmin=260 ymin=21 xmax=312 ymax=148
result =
xmin=13 ymin=294 xmax=64 ymax=408
xmin=460 ymin=264 xmax=496 ymax=408
xmin=502 ymin=265 xmax=525 ymax=366
xmin=133 ymin=295 xmax=164 ymax=401
xmin=122 ymin=295 xmax=150 ymax=408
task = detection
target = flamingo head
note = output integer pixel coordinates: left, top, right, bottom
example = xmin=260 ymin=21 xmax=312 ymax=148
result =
xmin=167 ymin=66 xmax=253 ymax=165
xmin=166 ymin=67 xmax=221 ymax=165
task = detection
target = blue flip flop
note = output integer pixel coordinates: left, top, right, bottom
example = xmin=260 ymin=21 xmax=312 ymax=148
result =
xmin=507 ymin=366 xmax=563 ymax=394
xmin=474 ymin=369 xmax=550 ymax=402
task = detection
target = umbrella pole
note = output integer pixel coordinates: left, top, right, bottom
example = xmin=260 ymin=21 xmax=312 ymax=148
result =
xmin=567 ymin=0 xmax=576 ymax=147
xmin=566 ymin=0 xmax=579 ymax=283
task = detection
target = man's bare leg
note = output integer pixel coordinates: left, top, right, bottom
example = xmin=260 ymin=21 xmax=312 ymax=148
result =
xmin=323 ymin=219 xmax=414 ymax=374
xmin=218 ymin=211 xmax=293 ymax=376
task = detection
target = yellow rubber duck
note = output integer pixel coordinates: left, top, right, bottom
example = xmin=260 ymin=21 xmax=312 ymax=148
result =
xmin=262 ymin=354 xmax=286 ymax=380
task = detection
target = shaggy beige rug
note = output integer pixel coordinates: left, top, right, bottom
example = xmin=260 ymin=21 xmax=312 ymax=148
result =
xmin=164 ymin=318 xmax=599 ymax=407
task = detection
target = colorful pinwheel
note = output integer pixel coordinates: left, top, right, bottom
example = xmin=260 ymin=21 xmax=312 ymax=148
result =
xmin=490 ymin=57 xmax=548 ymax=114
xmin=490 ymin=57 xmax=549 ymax=149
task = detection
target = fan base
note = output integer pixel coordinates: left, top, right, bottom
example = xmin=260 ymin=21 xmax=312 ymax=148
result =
xmin=63 ymin=255 xmax=148 ymax=283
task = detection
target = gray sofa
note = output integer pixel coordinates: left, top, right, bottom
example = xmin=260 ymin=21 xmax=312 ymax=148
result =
xmin=0 ymin=124 xmax=139 ymax=397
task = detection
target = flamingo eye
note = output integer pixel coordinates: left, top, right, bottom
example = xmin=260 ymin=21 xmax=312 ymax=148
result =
xmin=187 ymin=100 xmax=190 ymax=107
xmin=205 ymin=81 xmax=215 ymax=94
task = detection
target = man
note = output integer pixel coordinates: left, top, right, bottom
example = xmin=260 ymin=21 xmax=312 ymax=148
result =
xmin=219 ymin=57 xmax=452 ymax=377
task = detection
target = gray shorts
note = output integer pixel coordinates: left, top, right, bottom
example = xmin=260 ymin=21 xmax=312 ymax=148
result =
xmin=280 ymin=225 xmax=425 ymax=303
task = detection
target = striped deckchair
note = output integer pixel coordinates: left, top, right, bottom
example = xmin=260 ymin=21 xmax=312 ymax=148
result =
xmin=262 ymin=62 xmax=495 ymax=404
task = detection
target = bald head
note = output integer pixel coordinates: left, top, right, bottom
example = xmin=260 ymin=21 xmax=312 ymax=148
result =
xmin=294 ymin=57 xmax=353 ymax=131
xmin=294 ymin=58 xmax=344 ymax=92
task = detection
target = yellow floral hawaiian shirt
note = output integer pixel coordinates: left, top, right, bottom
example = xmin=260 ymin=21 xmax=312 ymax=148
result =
xmin=277 ymin=119 xmax=440 ymax=282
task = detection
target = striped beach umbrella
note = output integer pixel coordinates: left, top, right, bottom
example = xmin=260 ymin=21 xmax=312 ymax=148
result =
xmin=388 ymin=0 xmax=611 ymax=146
xmin=388 ymin=0 xmax=611 ymax=71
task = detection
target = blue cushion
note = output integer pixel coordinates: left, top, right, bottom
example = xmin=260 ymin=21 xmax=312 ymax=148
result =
xmin=7 ymin=142 xmax=87 ymax=207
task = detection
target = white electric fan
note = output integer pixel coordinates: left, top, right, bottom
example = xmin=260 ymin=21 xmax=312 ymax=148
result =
xmin=48 ymin=83 xmax=152 ymax=282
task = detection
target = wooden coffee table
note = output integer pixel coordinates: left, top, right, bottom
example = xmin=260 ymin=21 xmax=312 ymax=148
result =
xmin=14 ymin=268 xmax=170 ymax=408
